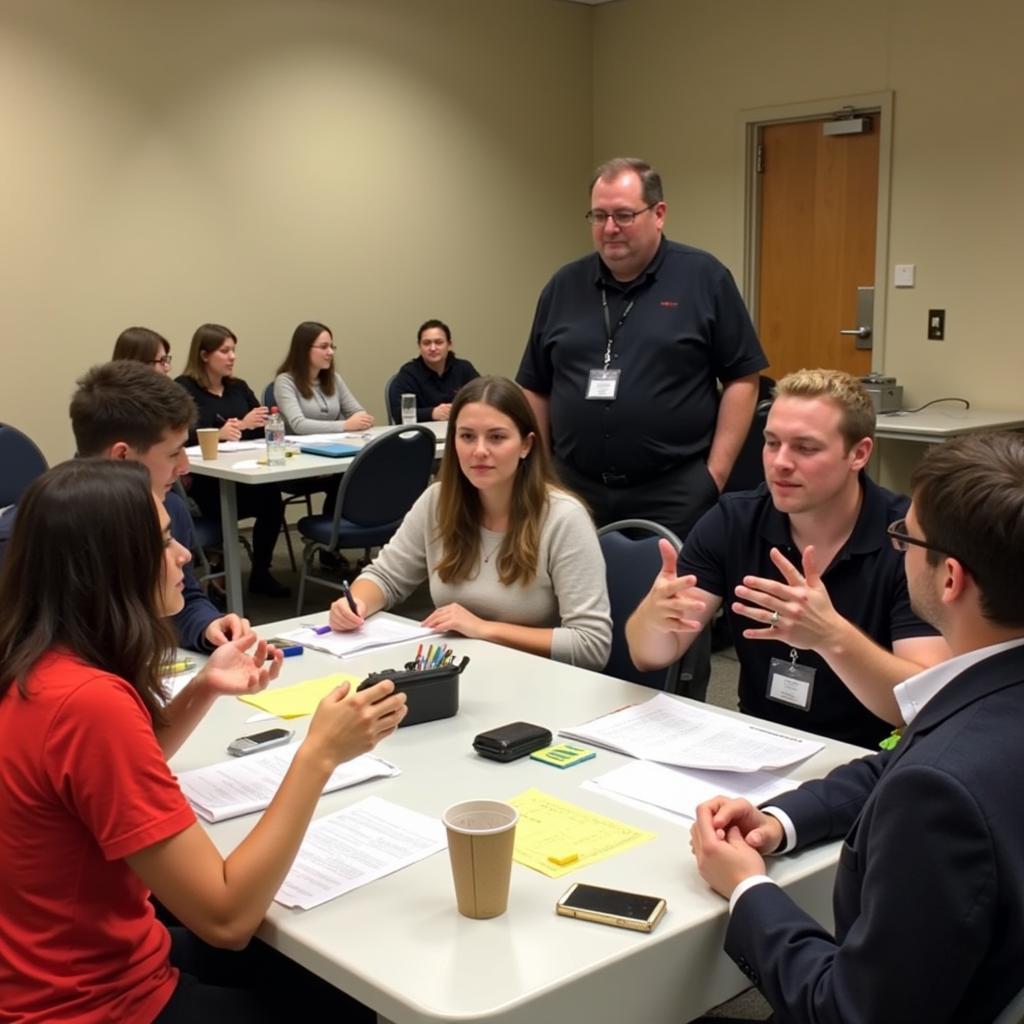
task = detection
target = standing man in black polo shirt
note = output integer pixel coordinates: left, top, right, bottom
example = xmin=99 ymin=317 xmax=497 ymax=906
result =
xmin=626 ymin=369 xmax=950 ymax=748
xmin=516 ymin=157 xmax=768 ymax=542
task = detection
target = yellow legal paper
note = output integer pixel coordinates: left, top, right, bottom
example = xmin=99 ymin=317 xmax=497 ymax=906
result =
xmin=508 ymin=788 xmax=656 ymax=878
xmin=237 ymin=674 xmax=359 ymax=718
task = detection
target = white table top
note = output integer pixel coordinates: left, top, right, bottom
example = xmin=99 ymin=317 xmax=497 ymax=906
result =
xmin=875 ymin=406 xmax=1024 ymax=443
xmin=171 ymin=615 xmax=864 ymax=1024
xmin=186 ymin=422 xmax=447 ymax=483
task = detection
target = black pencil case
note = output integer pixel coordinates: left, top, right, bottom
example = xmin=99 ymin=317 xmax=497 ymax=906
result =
xmin=357 ymin=656 xmax=468 ymax=727
xmin=473 ymin=721 xmax=552 ymax=762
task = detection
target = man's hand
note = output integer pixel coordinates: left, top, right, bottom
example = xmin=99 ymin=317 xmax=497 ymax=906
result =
xmin=204 ymin=614 xmax=255 ymax=648
xmin=421 ymin=603 xmax=489 ymax=639
xmin=194 ymin=635 xmax=283 ymax=697
xmin=732 ymin=546 xmax=844 ymax=652
xmin=642 ymin=539 xmax=706 ymax=634
xmin=432 ymin=403 xmax=452 ymax=421
xmin=690 ymin=798 xmax=775 ymax=899
xmin=701 ymin=796 xmax=784 ymax=853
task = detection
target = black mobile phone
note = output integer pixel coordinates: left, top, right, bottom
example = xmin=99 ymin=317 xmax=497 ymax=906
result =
xmin=226 ymin=727 xmax=293 ymax=757
xmin=555 ymin=883 xmax=667 ymax=932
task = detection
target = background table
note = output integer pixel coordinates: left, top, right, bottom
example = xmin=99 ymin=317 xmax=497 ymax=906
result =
xmin=171 ymin=615 xmax=866 ymax=1024
xmin=875 ymin=406 xmax=1024 ymax=444
xmin=186 ymin=424 xmax=446 ymax=614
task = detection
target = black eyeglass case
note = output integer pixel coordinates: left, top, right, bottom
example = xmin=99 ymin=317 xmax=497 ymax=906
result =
xmin=357 ymin=657 xmax=468 ymax=727
xmin=473 ymin=721 xmax=552 ymax=762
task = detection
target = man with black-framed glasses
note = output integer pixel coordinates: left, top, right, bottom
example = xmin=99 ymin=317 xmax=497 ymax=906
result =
xmin=515 ymin=156 xmax=767 ymax=571
xmin=689 ymin=430 xmax=1024 ymax=1024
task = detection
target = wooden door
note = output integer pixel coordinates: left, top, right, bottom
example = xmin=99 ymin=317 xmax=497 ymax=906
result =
xmin=756 ymin=116 xmax=880 ymax=379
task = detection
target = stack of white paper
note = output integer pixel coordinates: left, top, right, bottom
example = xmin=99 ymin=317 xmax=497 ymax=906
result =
xmin=586 ymin=760 xmax=797 ymax=822
xmin=179 ymin=746 xmax=399 ymax=822
xmin=275 ymin=796 xmax=446 ymax=910
xmin=560 ymin=692 xmax=823 ymax=772
xmin=282 ymin=618 xmax=435 ymax=659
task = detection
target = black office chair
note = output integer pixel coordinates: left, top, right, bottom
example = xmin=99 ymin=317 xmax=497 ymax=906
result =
xmin=597 ymin=519 xmax=702 ymax=694
xmin=0 ymin=422 xmax=48 ymax=508
xmin=262 ymin=380 xmax=312 ymax=570
xmin=722 ymin=374 xmax=775 ymax=493
xmin=294 ymin=424 xmax=436 ymax=613
xmin=384 ymin=373 xmax=399 ymax=425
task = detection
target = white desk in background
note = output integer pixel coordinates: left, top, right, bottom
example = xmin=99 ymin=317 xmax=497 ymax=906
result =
xmin=186 ymin=423 xmax=447 ymax=615
xmin=875 ymin=406 xmax=1024 ymax=444
xmin=171 ymin=615 xmax=866 ymax=1024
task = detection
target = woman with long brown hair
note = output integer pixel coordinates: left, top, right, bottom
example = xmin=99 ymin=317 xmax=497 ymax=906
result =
xmin=0 ymin=459 xmax=405 ymax=1022
xmin=329 ymin=376 xmax=611 ymax=670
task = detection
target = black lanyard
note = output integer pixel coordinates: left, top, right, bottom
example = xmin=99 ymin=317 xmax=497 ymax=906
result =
xmin=600 ymin=287 xmax=635 ymax=370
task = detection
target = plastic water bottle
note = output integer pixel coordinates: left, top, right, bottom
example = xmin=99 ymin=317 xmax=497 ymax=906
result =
xmin=265 ymin=406 xmax=286 ymax=466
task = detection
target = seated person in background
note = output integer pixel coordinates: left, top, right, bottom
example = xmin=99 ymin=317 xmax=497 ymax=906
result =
xmin=71 ymin=360 xmax=252 ymax=652
xmin=112 ymin=325 xmax=174 ymax=374
xmin=387 ymin=318 xmax=480 ymax=423
xmin=176 ymin=323 xmax=290 ymax=599
xmin=330 ymin=376 xmax=612 ymax=671
xmin=0 ymin=459 xmax=405 ymax=1022
xmin=626 ymin=368 xmax=949 ymax=748
xmin=273 ymin=321 xmax=374 ymax=434
xmin=690 ymin=431 xmax=1024 ymax=1024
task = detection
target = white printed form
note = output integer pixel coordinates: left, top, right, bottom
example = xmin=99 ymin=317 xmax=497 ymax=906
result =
xmin=179 ymin=748 xmax=399 ymax=822
xmin=275 ymin=796 xmax=446 ymax=910
xmin=560 ymin=692 xmax=823 ymax=772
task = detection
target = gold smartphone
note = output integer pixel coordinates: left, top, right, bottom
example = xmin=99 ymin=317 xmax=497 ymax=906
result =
xmin=555 ymin=882 xmax=666 ymax=933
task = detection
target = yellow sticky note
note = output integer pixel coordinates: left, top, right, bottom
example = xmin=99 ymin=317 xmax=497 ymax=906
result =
xmin=237 ymin=674 xmax=358 ymax=718
xmin=508 ymin=788 xmax=655 ymax=878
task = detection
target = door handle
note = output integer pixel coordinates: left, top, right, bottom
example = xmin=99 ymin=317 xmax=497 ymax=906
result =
xmin=839 ymin=326 xmax=872 ymax=338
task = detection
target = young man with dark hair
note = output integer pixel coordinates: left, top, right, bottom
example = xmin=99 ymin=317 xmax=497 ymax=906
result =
xmin=69 ymin=361 xmax=253 ymax=652
xmin=690 ymin=431 xmax=1024 ymax=1024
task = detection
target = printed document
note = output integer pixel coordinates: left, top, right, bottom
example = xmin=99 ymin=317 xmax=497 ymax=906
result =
xmin=179 ymin=746 xmax=399 ymax=822
xmin=560 ymin=692 xmax=823 ymax=772
xmin=281 ymin=616 xmax=435 ymax=659
xmin=275 ymin=797 xmax=445 ymax=910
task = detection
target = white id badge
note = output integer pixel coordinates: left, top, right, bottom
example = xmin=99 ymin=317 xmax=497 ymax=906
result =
xmin=586 ymin=368 xmax=620 ymax=400
xmin=766 ymin=656 xmax=816 ymax=711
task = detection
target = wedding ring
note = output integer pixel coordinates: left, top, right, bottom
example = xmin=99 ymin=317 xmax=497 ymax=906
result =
xmin=770 ymin=610 xmax=781 ymax=625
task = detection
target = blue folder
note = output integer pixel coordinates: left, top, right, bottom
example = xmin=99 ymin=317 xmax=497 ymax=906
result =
xmin=299 ymin=442 xmax=361 ymax=459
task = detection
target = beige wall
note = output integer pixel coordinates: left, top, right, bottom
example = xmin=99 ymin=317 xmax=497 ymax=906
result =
xmin=593 ymin=0 xmax=1024 ymax=485
xmin=1 ymin=0 xmax=593 ymax=461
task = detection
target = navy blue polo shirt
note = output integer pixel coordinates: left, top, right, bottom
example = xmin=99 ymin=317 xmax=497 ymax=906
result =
xmin=516 ymin=238 xmax=767 ymax=481
xmin=679 ymin=475 xmax=939 ymax=748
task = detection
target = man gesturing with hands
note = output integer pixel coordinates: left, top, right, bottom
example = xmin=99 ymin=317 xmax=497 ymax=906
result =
xmin=627 ymin=369 xmax=948 ymax=747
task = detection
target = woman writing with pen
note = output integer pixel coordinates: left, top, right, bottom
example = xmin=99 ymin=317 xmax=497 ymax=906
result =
xmin=0 ymin=459 xmax=405 ymax=1022
xmin=176 ymin=323 xmax=290 ymax=599
xmin=328 ymin=376 xmax=612 ymax=671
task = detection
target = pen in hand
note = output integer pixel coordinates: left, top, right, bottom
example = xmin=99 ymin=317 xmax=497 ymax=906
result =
xmin=341 ymin=579 xmax=359 ymax=616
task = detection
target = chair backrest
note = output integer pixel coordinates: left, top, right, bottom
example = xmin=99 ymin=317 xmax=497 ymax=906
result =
xmin=722 ymin=374 xmax=775 ymax=494
xmin=384 ymin=373 xmax=399 ymax=425
xmin=262 ymin=381 xmax=275 ymax=409
xmin=0 ymin=423 xmax=49 ymax=507
xmin=597 ymin=519 xmax=683 ymax=691
xmin=328 ymin=424 xmax=436 ymax=538
xmin=992 ymin=982 xmax=1024 ymax=1024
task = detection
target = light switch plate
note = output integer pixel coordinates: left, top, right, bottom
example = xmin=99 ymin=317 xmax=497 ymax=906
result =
xmin=894 ymin=264 xmax=915 ymax=287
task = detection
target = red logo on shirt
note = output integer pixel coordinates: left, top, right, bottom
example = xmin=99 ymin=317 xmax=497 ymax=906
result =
xmin=659 ymin=300 xmax=679 ymax=308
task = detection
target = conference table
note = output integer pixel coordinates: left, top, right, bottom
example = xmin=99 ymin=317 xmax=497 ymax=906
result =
xmin=186 ymin=423 xmax=447 ymax=615
xmin=170 ymin=614 xmax=866 ymax=1024
xmin=874 ymin=405 xmax=1024 ymax=444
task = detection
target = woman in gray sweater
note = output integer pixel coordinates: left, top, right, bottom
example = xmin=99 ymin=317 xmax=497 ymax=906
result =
xmin=328 ymin=377 xmax=611 ymax=671
xmin=272 ymin=321 xmax=374 ymax=434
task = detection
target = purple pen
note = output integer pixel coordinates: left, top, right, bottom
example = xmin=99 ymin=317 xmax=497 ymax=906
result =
xmin=302 ymin=623 xmax=332 ymax=635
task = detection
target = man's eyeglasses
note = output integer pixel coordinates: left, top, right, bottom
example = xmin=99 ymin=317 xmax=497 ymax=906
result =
xmin=152 ymin=355 xmax=172 ymax=366
xmin=887 ymin=518 xmax=972 ymax=573
xmin=585 ymin=204 xmax=656 ymax=227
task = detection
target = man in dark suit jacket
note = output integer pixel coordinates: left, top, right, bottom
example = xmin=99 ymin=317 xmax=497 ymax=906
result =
xmin=690 ymin=430 xmax=1024 ymax=1024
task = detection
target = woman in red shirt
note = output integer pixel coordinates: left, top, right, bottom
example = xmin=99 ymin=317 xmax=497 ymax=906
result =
xmin=0 ymin=459 xmax=406 ymax=1023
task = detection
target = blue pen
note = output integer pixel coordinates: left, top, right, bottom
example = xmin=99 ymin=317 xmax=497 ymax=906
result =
xmin=340 ymin=579 xmax=359 ymax=616
xmin=302 ymin=622 xmax=332 ymax=635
